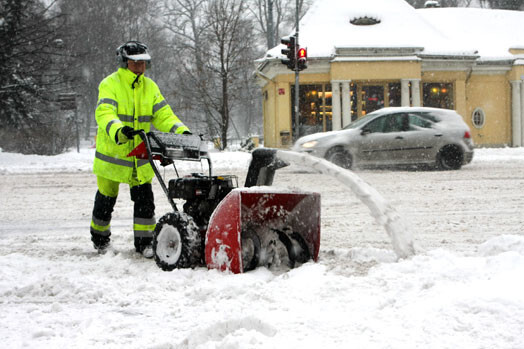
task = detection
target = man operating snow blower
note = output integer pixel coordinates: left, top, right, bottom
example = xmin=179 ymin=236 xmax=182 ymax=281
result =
xmin=90 ymin=40 xmax=190 ymax=258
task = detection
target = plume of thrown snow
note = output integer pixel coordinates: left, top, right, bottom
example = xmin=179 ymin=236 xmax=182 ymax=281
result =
xmin=276 ymin=150 xmax=416 ymax=259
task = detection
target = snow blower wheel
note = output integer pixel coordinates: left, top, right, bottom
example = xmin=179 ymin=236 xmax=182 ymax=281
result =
xmin=153 ymin=212 xmax=202 ymax=271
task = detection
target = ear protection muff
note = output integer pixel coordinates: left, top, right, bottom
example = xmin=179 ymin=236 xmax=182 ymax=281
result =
xmin=116 ymin=41 xmax=151 ymax=68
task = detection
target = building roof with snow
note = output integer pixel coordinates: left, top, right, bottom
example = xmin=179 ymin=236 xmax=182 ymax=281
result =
xmin=262 ymin=0 xmax=524 ymax=61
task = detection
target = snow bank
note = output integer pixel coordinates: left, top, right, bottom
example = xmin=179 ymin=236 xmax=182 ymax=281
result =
xmin=2 ymin=147 xmax=523 ymax=174
xmin=2 ymin=145 xmax=524 ymax=347
xmin=1 ymin=234 xmax=524 ymax=348
xmin=0 ymin=147 xmax=252 ymax=174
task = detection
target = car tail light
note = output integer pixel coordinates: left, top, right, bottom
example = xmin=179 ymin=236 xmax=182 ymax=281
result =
xmin=464 ymin=131 xmax=471 ymax=139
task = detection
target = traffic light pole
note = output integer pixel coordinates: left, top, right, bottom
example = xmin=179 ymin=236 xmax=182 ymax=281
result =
xmin=294 ymin=0 xmax=300 ymax=142
xmin=280 ymin=1 xmax=306 ymax=142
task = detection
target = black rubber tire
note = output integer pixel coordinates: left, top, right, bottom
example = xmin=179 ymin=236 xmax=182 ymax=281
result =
xmin=241 ymin=229 xmax=261 ymax=272
xmin=325 ymin=147 xmax=352 ymax=169
xmin=152 ymin=212 xmax=202 ymax=271
xmin=437 ymin=145 xmax=463 ymax=170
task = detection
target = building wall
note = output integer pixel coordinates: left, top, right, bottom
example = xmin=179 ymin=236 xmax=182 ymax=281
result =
xmin=262 ymin=60 xmax=517 ymax=148
xmin=330 ymin=60 xmax=421 ymax=80
xmin=466 ymin=73 xmax=511 ymax=146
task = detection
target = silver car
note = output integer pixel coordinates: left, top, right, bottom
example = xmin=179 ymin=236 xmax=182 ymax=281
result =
xmin=292 ymin=107 xmax=474 ymax=170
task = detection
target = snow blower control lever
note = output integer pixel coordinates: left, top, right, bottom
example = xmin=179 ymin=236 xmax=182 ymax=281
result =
xmin=127 ymin=129 xmax=212 ymax=213
xmin=127 ymin=130 xmax=321 ymax=273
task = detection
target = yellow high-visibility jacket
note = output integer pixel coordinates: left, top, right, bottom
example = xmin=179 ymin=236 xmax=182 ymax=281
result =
xmin=93 ymin=67 xmax=189 ymax=184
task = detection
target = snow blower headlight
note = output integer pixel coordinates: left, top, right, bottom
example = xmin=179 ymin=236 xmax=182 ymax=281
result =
xmin=301 ymin=140 xmax=318 ymax=149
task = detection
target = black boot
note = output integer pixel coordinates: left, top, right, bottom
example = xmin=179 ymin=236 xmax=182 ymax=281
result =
xmin=134 ymin=237 xmax=154 ymax=258
xmin=131 ymin=184 xmax=155 ymax=258
xmin=91 ymin=191 xmax=117 ymax=252
xmin=91 ymin=233 xmax=111 ymax=253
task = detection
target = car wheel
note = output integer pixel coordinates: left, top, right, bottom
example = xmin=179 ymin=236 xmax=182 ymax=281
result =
xmin=325 ymin=147 xmax=352 ymax=169
xmin=437 ymin=145 xmax=463 ymax=170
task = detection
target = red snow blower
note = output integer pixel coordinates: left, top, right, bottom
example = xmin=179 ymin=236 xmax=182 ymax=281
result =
xmin=127 ymin=130 xmax=320 ymax=273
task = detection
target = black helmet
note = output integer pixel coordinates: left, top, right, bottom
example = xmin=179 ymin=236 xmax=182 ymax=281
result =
xmin=116 ymin=41 xmax=151 ymax=65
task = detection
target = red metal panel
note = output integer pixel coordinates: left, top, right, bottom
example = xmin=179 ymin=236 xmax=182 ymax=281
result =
xmin=205 ymin=190 xmax=242 ymax=273
xmin=127 ymin=142 xmax=148 ymax=159
xmin=206 ymin=189 xmax=321 ymax=273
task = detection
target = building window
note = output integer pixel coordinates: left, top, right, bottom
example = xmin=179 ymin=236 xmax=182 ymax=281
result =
xmin=350 ymin=83 xmax=357 ymax=121
xmin=290 ymin=81 xmax=407 ymax=138
xmin=291 ymin=84 xmax=332 ymax=138
xmin=423 ymin=83 xmax=454 ymax=109
xmin=353 ymin=82 xmax=400 ymax=118
xmin=361 ymin=85 xmax=385 ymax=116
xmin=472 ymin=107 xmax=485 ymax=128
xmin=388 ymin=83 xmax=401 ymax=107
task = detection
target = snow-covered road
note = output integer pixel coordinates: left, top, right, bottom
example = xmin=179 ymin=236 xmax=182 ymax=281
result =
xmin=1 ymin=148 xmax=523 ymax=348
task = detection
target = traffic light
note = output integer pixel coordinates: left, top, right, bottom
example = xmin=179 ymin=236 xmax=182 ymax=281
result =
xmin=297 ymin=47 xmax=307 ymax=71
xmin=281 ymin=34 xmax=297 ymax=70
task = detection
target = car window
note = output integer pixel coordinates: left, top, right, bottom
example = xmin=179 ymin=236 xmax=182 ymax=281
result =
xmin=417 ymin=112 xmax=440 ymax=123
xmin=408 ymin=113 xmax=433 ymax=129
xmin=344 ymin=113 xmax=376 ymax=129
xmin=364 ymin=115 xmax=387 ymax=133
xmin=364 ymin=114 xmax=408 ymax=133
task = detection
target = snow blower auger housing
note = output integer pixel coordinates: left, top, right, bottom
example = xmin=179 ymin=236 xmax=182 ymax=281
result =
xmin=127 ymin=130 xmax=321 ymax=273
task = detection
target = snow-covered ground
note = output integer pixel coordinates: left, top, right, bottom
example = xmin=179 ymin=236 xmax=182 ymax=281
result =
xmin=1 ymin=146 xmax=524 ymax=348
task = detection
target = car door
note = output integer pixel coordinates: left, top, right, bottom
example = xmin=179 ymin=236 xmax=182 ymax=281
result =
xmin=400 ymin=113 xmax=442 ymax=163
xmin=357 ymin=113 xmax=408 ymax=165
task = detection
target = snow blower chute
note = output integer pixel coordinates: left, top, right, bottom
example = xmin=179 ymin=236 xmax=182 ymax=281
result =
xmin=126 ymin=131 xmax=320 ymax=273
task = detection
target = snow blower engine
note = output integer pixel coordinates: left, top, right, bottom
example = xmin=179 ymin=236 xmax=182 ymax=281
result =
xmin=127 ymin=130 xmax=320 ymax=273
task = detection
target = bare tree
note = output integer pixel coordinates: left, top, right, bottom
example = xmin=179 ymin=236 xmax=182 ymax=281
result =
xmin=161 ymin=0 xmax=219 ymax=136
xmin=406 ymin=0 xmax=476 ymax=7
xmin=478 ymin=0 xmax=524 ymax=9
xmin=57 ymin=0 xmax=168 ymax=141
xmin=204 ymin=0 xmax=255 ymax=149
xmin=161 ymin=0 xmax=258 ymax=149
xmin=249 ymin=0 xmax=312 ymax=50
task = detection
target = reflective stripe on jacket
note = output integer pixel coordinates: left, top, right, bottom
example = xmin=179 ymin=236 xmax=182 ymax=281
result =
xmin=93 ymin=68 xmax=189 ymax=184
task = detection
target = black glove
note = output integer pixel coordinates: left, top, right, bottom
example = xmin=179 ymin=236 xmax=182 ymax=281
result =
xmin=121 ymin=126 xmax=134 ymax=138
xmin=116 ymin=126 xmax=134 ymax=144
xmin=182 ymin=130 xmax=192 ymax=135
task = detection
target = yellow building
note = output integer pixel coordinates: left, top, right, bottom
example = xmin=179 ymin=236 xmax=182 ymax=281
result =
xmin=255 ymin=0 xmax=524 ymax=148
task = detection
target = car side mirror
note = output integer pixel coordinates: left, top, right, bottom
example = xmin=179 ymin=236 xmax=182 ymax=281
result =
xmin=361 ymin=128 xmax=371 ymax=135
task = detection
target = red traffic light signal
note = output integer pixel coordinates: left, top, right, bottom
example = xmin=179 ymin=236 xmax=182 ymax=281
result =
xmin=297 ymin=47 xmax=307 ymax=71
xmin=297 ymin=47 xmax=307 ymax=59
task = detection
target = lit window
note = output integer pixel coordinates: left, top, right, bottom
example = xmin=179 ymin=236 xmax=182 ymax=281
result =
xmin=423 ymin=83 xmax=454 ymax=109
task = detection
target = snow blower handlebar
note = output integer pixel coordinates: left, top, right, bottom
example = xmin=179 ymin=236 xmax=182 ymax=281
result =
xmin=127 ymin=129 xmax=210 ymax=213
xmin=131 ymin=129 xmax=178 ymax=212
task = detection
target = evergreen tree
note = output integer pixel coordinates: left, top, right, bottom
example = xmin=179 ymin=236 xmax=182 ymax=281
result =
xmin=0 ymin=0 xmax=73 ymax=154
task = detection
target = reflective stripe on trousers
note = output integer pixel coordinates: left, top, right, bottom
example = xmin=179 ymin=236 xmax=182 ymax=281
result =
xmin=133 ymin=216 xmax=156 ymax=238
